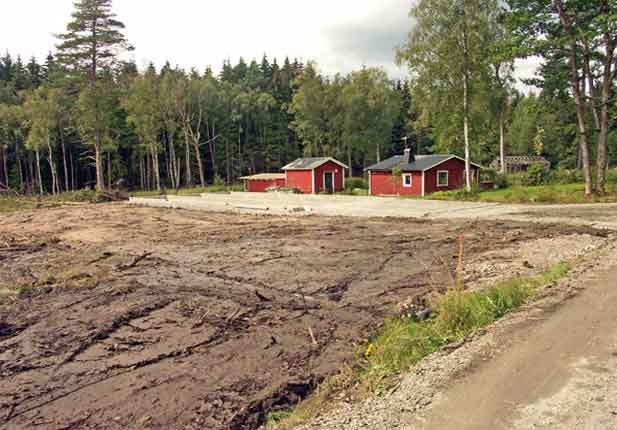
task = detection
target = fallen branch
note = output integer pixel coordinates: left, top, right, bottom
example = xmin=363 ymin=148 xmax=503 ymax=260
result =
xmin=114 ymin=252 xmax=153 ymax=272
xmin=192 ymin=309 xmax=211 ymax=329
xmin=88 ymin=251 xmax=114 ymax=265
xmin=307 ymin=326 xmax=318 ymax=346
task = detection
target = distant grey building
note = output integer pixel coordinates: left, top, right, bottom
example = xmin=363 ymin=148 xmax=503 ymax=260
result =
xmin=491 ymin=156 xmax=551 ymax=174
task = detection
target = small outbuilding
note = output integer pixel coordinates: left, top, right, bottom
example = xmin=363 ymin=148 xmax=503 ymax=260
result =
xmin=490 ymin=156 xmax=551 ymax=173
xmin=366 ymin=149 xmax=481 ymax=196
xmin=282 ymin=157 xmax=348 ymax=194
xmin=240 ymin=173 xmax=286 ymax=192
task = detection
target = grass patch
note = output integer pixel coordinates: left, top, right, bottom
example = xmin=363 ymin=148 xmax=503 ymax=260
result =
xmin=339 ymin=188 xmax=369 ymax=196
xmin=0 ymin=197 xmax=38 ymax=213
xmin=365 ymin=262 xmax=569 ymax=384
xmin=0 ymin=190 xmax=112 ymax=214
xmin=268 ymin=262 xmax=572 ymax=429
xmin=432 ymin=183 xmax=617 ymax=204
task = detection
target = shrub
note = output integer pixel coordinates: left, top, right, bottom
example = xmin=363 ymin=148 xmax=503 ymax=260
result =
xmin=345 ymin=177 xmax=368 ymax=191
xmin=434 ymin=287 xmax=495 ymax=337
xmin=522 ymin=164 xmax=551 ymax=186
xmin=552 ymin=168 xmax=583 ymax=185
xmin=213 ymin=175 xmax=225 ymax=186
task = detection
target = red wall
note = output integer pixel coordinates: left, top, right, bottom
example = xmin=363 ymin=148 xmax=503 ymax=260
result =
xmin=370 ymin=171 xmax=423 ymax=196
xmin=314 ymin=161 xmax=345 ymax=193
xmin=285 ymin=161 xmax=346 ymax=194
xmin=245 ymin=178 xmax=286 ymax=192
xmin=286 ymin=170 xmax=313 ymax=194
xmin=424 ymin=158 xmax=479 ymax=194
xmin=369 ymin=158 xmax=480 ymax=196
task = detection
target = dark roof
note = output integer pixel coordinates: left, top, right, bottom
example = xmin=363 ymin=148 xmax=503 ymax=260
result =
xmin=282 ymin=157 xmax=348 ymax=171
xmin=366 ymin=155 xmax=481 ymax=172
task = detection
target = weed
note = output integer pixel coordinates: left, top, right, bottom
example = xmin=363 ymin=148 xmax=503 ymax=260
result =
xmin=16 ymin=284 xmax=37 ymax=298
xmin=0 ymin=288 xmax=13 ymax=304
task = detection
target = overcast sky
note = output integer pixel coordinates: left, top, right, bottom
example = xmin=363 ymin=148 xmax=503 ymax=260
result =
xmin=2 ymin=0 xmax=536 ymax=87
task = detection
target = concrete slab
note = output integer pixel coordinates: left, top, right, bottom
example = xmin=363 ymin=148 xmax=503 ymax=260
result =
xmin=128 ymin=193 xmax=617 ymax=230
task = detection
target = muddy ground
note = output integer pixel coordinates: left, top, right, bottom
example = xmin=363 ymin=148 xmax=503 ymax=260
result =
xmin=0 ymin=204 xmax=607 ymax=430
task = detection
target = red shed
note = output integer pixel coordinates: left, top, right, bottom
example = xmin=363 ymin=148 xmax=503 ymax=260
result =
xmin=366 ymin=149 xmax=481 ymax=196
xmin=282 ymin=157 xmax=348 ymax=194
xmin=240 ymin=173 xmax=286 ymax=192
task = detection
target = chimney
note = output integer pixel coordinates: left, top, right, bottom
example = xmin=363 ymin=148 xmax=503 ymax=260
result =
xmin=404 ymin=146 xmax=415 ymax=164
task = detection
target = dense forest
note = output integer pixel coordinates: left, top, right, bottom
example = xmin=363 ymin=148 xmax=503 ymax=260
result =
xmin=0 ymin=0 xmax=615 ymax=195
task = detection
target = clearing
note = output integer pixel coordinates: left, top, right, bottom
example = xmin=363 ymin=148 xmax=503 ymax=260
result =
xmin=0 ymin=203 xmax=610 ymax=430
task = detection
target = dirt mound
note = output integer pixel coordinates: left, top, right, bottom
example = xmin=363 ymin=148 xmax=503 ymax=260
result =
xmin=0 ymin=205 xmax=605 ymax=430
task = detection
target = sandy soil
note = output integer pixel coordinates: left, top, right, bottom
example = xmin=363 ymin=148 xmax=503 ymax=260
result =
xmin=0 ymin=203 xmax=608 ymax=430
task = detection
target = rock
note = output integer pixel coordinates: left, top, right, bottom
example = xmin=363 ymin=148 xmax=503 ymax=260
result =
xmin=138 ymin=415 xmax=152 ymax=426
xmin=415 ymin=308 xmax=432 ymax=321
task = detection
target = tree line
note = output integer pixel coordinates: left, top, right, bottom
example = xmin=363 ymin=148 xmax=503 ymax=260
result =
xmin=398 ymin=0 xmax=616 ymax=194
xmin=0 ymin=0 xmax=615 ymax=196
xmin=0 ymin=0 xmax=413 ymax=195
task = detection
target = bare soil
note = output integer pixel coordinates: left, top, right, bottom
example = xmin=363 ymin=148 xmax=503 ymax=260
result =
xmin=0 ymin=204 xmax=607 ymax=430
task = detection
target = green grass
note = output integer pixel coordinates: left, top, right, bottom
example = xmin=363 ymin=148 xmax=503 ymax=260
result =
xmin=339 ymin=188 xmax=369 ymax=196
xmin=267 ymin=262 xmax=571 ymax=429
xmin=0 ymin=197 xmax=38 ymax=213
xmin=364 ymin=262 xmax=570 ymax=383
xmin=432 ymin=182 xmax=617 ymax=204
xmin=0 ymin=190 xmax=110 ymax=214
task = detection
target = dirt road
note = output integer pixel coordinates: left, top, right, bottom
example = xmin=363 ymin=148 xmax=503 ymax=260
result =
xmin=412 ymin=249 xmax=617 ymax=430
xmin=0 ymin=204 xmax=609 ymax=430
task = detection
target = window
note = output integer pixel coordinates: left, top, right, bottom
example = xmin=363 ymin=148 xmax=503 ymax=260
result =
xmin=403 ymin=174 xmax=412 ymax=188
xmin=437 ymin=170 xmax=449 ymax=187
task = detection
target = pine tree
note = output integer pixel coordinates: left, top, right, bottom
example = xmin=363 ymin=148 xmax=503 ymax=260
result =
xmin=26 ymin=57 xmax=42 ymax=88
xmin=56 ymin=0 xmax=132 ymax=190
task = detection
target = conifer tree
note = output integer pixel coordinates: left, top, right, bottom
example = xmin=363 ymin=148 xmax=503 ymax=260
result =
xmin=56 ymin=0 xmax=132 ymax=190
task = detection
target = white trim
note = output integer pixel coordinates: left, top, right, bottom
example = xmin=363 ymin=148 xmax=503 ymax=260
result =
xmin=322 ymin=171 xmax=335 ymax=194
xmin=422 ymin=171 xmax=425 ymax=197
xmin=402 ymin=173 xmax=413 ymax=188
xmin=311 ymin=169 xmax=315 ymax=194
xmin=437 ymin=170 xmax=449 ymax=187
xmin=369 ymin=171 xmax=372 ymax=196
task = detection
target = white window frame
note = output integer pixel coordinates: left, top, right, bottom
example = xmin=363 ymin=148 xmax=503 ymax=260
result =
xmin=437 ymin=170 xmax=449 ymax=187
xmin=402 ymin=173 xmax=413 ymax=188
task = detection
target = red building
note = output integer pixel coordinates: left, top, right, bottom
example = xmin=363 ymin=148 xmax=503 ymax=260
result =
xmin=282 ymin=158 xmax=348 ymax=194
xmin=366 ymin=149 xmax=481 ymax=196
xmin=240 ymin=173 xmax=286 ymax=192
